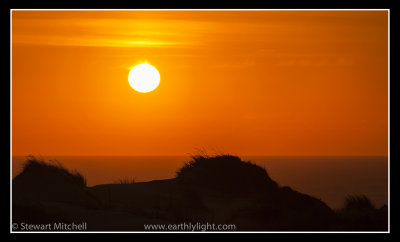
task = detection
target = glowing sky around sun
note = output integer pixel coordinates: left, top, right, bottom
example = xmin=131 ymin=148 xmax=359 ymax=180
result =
xmin=12 ymin=10 xmax=388 ymax=156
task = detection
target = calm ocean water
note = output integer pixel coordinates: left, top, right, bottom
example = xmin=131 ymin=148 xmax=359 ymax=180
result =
xmin=12 ymin=156 xmax=388 ymax=209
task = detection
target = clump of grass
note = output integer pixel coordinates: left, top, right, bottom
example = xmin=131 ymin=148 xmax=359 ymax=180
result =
xmin=337 ymin=194 xmax=387 ymax=230
xmin=115 ymin=177 xmax=135 ymax=185
xmin=175 ymin=154 xmax=278 ymax=192
xmin=343 ymin=195 xmax=375 ymax=210
xmin=19 ymin=155 xmax=87 ymax=187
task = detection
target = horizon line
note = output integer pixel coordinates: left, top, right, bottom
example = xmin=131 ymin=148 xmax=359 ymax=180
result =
xmin=10 ymin=9 xmax=390 ymax=11
xmin=11 ymin=154 xmax=389 ymax=157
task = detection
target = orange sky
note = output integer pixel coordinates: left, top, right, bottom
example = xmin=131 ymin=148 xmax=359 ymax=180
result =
xmin=12 ymin=10 xmax=388 ymax=156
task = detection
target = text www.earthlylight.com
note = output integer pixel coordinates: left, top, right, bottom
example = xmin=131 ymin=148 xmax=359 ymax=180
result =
xmin=144 ymin=222 xmax=236 ymax=231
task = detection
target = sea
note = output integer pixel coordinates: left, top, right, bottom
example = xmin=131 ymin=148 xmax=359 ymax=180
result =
xmin=11 ymin=155 xmax=388 ymax=209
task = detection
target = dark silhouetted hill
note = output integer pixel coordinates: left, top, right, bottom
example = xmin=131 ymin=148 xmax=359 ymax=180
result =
xmin=13 ymin=156 xmax=100 ymax=211
xmin=336 ymin=195 xmax=388 ymax=231
xmin=176 ymin=155 xmax=278 ymax=194
xmin=12 ymin=155 xmax=388 ymax=231
xmin=175 ymin=155 xmax=336 ymax=230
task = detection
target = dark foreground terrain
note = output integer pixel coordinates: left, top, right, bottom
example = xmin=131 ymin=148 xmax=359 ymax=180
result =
xmin=12 ymin=155 xmax=388 ymax=231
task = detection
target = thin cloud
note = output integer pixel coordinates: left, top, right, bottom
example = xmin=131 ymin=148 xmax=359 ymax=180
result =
xmin=12 ymin=14 xmax=210 ymax=48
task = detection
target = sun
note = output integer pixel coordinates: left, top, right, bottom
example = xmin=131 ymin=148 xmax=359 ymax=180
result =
xmin=128 ymin=63 xmax=160 ymax=93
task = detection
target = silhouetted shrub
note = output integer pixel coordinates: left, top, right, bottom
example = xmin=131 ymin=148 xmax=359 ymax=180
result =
xmin=175 ymin=154 xmax=278 ymax=193
xmin=337 ymin=194 xmax=387 ymax=231
xmin=115 ymin=177 xmax=135 ymax=184
xmin=19 ymin=155 xmax=86 ymax=187
xmin=343 ymin=195 xmax=375 ymax=210
xmin=13 ymin=156 xmax=102 ymax=210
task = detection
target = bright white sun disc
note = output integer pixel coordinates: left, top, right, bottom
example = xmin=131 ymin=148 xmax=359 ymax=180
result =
xmin=128 ymin=63 xmax=160 ymax=93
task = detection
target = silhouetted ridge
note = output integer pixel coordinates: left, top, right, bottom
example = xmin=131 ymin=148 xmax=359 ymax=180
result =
xmin=12 ymin=155 xmax=387 ymax=231
xmin=19 ymin=155 xmax=86 ymax=187
xmin=13 ymin=156 xmax=99 ymax=209
xmin=176 ymin=155 xmax=278 ymax=193
xmin=336 ymin=195 xmax=388 ymax=231
xmin=343 ymin=195 xmax=375 ymax=210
